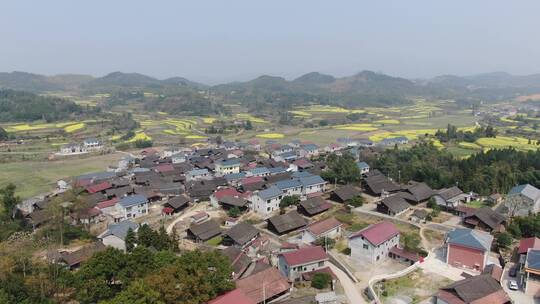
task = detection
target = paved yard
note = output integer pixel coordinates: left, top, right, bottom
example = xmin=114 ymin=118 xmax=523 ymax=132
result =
xmin=501 ymin=262 xmax=537 ymax=304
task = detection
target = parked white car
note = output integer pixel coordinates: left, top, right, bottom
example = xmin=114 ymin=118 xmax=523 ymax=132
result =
xmin=509 ymin=280 xmax=519 ymax=290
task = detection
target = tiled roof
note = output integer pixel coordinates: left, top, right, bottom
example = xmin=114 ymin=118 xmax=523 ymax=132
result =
xmin=306 ymin=217 xmax=342 ymax=237
xmin=519 ymin=237 xmax=540 ymax=254
xmin=509 ymin=184 xmax=540 ymax=201
xmin=281 ymin=246 xmax=328 ymax=266
xmin=299 ymin=197 xmax=332 ymax=216
xmin=447 ymin=228 xmax=493 ymax=251
xmin=86 ymin=181 xmax=112 ymax=194
xmin=526 ymin=249 xmax=540 ymax=271
xmin=96 ymin=197 xmax=119 ymax=209
xmin=267 ymin=212 xmax=308 ymax=234
xmin=236 ymin=267 xmax=290 ymax=304
xmin=208 ymin=289 xmax=255 ymax=304
xmin=299 ymin=175 xmax=325 ymax=187
xmin=274 ymin=179 xmax=302 ymax=190
xmin=118 ymin=194 xmax=148 ymax=208
xmin=99 ymin=220 xmax=139 ymax=240
xmin=250 ymin=167 xmax=270 ymax=175
xmin=349 ymin=221 xmax=399 ymax=246
xmin=258 ymin=186 xmax=282 ymax=200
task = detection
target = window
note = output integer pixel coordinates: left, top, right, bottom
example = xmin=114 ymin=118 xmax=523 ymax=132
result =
xmin=318 ymin=261 xmax=324 ymax=267
xmin=363 ymin=244 xmax=368 ymax=250
xmin=267 ymin=207 xmax=271 ymax=211
xmin=376 ymin=255 xmax=380 ymax=261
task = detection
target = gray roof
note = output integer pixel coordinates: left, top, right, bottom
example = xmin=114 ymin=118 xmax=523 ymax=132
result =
xmin=405 ymin=182 xmax=434 ymax=202
xmin=258 ymin=186 xmax=283 ymax=200
xmin=292 ymin=171 xmax=313 ymax=178
xmin=466 ymin=207 xmax=506 ymax=230
xmin=188 ymin=220 xmax=222 ymax=241
xmin=440 ymin=274 xmax=505 ymax=303
xmin=268 ymin=167 xmax=288 ymax=175
xmin=509 ymin=184 xmax=540 ymax=201
xmin=224 ymin=172 xmax=247 ymax=181
xmin=118 ymin=194 xmax=148 ymax=208
xmin=274 ymin=179 xmax=302 ymax=190
xmin=299 ymin=175 xmax=326 ymax=187
xmin=219 ymin=158 xmax=241 ymax=167
xmin=447 ymin=228 xmax=493 ymax=251
xmin=437 ymin=186 xmax=464 ymax=201
xmin=357 ymin=161 xmax=370 ymax=169
xmin=75 ymin=171 xmax=116 ymax=181
xmin=225 ymin=222 xmax=260 ymax=246
xmin=99 ymin=220 xmax=139 ymax=240
xmin=380 ymin=195 xmax=411 ymax=214
xmin=267 ymin=211 xmax=308 ymax=234
xmin=187 ymin=168 xmax=209 ymax=176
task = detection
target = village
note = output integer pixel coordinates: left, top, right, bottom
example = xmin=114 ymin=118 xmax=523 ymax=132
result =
xmin=13 ymin=135 xmax=540 ymax=304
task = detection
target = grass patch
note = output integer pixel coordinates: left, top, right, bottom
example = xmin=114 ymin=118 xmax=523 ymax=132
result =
xmin=206 ymin=236 xmax=223 ymax=246
xmin=185 ymin=135 xmax=208 ymax=139
xmin=466 ymin=200 xmax=485 ymax=209
xmin=236 ymin=113 xmax=267 ymax=123
xmin=374 ymin=119 xmax=400 ymax=125
xmin=202 ymin=117 xmax=217 ymax=124
xmin=458 ymin=141 xmax=482 ymax=150
xmin=126 ymin=131 xmax=152 ymax=143
xmin=369 ymin=129 xmax=438 ymax=142
xmin=476 ymin=136 xmax=538 ymax=151
xmin=334 ymin=124 xmax=378 ymax=132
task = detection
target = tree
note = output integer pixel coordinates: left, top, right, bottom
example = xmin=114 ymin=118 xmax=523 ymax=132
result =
xmin=496 ymin=232 xmax=512 ymax=248
xmin=321 ymin=152 xmax=361 ymax=184
xmin=402 ymin=232 xmax=421 ymax=253
xmin=244 ymin=120 xmax=253 ymax=130
xmin=314 ymin=237 xmax=336 ymax=250
xmin=103 ymin=280 xmax=164 ymax=304
xmin=311 ymin=273 xmax=331 ymax=289
xmin=0 ymin=127 xmax=8 ymax=141
xmin=347 ymin=195 xmax=364 ymax=207
xmin=0 ymin=184 xmax=20 ymax=219
xmin=227 ymin=207 xmax=241 ymax=218
xmin=125 ymin=228 xmax=136 ymax=252
xmin=134 ymin=139 xmax=153 ymax=149
xmin=280 ymin=195 xmax=300 ymax=209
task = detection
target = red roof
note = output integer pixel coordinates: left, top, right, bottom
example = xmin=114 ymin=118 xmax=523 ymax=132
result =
xmin=301 ymin=266 xmax=337 ymax=281
xmin=86 ymin=181 xmax=112 ymax=194
xmin=236 ymin=268 xmax=290 ymax=304
xmin=306 ymin=217 xmax=342 ymax=237
xmin=96 ymin=197 xmax=119 ymax=209
xmin=519 ymin=237 xmax=540 ymax=254
xmin=208 ymin=288 xmax=255 ymax=304
xmin=293 ymin=159 xmax=312 ymax=168
xmin=349 ymin=221 xmax=399 ymax=246
xmin=248 ymin=139 xmax=259 ymax=145
xmin=162 ymin=207 xmax=174 ymax=214
xmin=280 ymin=246 xmax=328 ymax=266
xmin=154 ymin=164 xmax=174 ymax=173
xmin=214 ymin=188 xmax=245 ymax=200
xmin=389 ymin=246 xmax=420 ymax=262
xmin=241 ymin=176 xmax=264 ymax=185
xmin=74 ymin=178 xmax=92 ymax=188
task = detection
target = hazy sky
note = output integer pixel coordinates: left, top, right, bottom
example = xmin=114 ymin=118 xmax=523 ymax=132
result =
xmin=2 ymin=0 xmax=540 ymax=84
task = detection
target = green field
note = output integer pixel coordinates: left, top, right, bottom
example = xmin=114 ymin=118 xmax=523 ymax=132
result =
xmin=0 ymin=153 xmax=122 ymax=199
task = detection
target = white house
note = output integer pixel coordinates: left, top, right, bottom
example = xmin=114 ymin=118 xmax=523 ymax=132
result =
xmin=185 ymin=168 xmax=211 ymax=182
xmin=215 ymin=159 xmax=241 ymax=176
xmin=348 ymin=221 xmax=400 ymax=263
xmin=504 ymin=184 xmax=540 ymax=216
xmin=299 ymin=175 xmax=327 ymax=197
xmin=83 ymin=138 xmax=103 ymax=151
xmin=115 ymin=194 xmax=149 ymax=220
xmin=171 ymin=152 xmax=188 ymax=164
xmin=274 ymin=179 xmax=303 ymax=197
xmin=250 ymin=186 xmax=283 ymax=217
xmin=278 ymin=246 xmax=329 ymax=281
xmin=60 ymin=143 xmax=86 ymax=155
xmin=298 ymin=144 xmax=320 ymax=159
xmin=97 ymin=220 xmax=139 ymax=251
xmin=302 ymin=217 xmax=342 ymax=244
xmin=357 ymin=162 xmax=370 ymax=175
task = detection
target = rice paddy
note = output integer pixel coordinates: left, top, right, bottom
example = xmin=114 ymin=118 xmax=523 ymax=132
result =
xmin=202 ymin=117 xmax=217 ymax=124
xmin=374 ymin=119 xmax=400 ymax=124
xmin=126 ymin=131 xmax=152 ymax=143
xmin=256 ymin=133 xmax=285 ymax=139
xmin=288 ymin=110 xmax=312 ymax=117
xmin=458 ymin=142 xmax=482 ymax=150
xmin=369 ymin=129 xmax=438 ymax=142
xmin=185 ymin=135 xmax=208 ymax=139
xmin=475 ymin=136 xmax=539 ymax=151
xmin=64 ymin=123 xmax=85 ymax=133
xmin=333 ymin=123 xmax=378 ymax=131
xmin=236 ymin=113 xmax=268 ymax=123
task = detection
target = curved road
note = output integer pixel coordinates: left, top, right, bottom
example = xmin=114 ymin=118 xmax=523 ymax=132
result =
xmin=328 ymin=263 xmax=367 ymax=304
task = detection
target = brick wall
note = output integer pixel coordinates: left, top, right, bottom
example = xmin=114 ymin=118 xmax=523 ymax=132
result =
xmin=447 ymin=243 xmax=486 ymax=271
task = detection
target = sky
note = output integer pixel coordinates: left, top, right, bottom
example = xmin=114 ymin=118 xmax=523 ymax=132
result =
xmin=1 ymin=0 xmax=540 ymax=84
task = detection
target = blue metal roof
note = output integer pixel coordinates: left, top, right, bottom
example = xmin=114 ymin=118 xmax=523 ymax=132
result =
xmin=119 ymin=194 xmax=148 ymax=208
xmin=299 ymin=175 xmax=326 ymax=187
xmin=447 ymin=228 xmax=493 ymax=251
xmin=527 ymin=249 xmax=540 ymax=271
xmin=301 ymin=144 xmax=319 ymax=151
xmin=278 ymin=151 xmax=297 ymax=159
xmin=274 ymin=179 xmax=302 ymax=190
xmin=100 ymin=220 xmax=139 ymax=240
xmin=187 ymin=168 xmax=209 ymax=176
xmin=219 ymin=158 xmax=241 ymax=167
xmin=268 ymin=167 xmax=287 ymax=175
xmin=224 ymin=172 xmax=246 ymax=181
xmin=357 ymin=162 xmax=370 ymax=169
xmin=292 ymin=171 xmax=313 ymax=178
xmin=76 ymin=171 xmax=116 ymax=181
xmin=258 ymin=186 xmax=282 ymax=200
xmin=250 ymin=167 xmax=270 ymax=175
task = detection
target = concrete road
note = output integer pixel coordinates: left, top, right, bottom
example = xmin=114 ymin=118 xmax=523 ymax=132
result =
xmin=501 ymin=262 xmax=537 ymax=304
xmin=328 ymin=263 xmax=367 ymax=304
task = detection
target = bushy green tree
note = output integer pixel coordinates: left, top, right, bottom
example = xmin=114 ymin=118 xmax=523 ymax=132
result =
xmin=311 ymin=273 xmax=332 ymax=289
xmin=496 ymin=232 xmax=512 ymax=248
xmin=280 ymin=195 xmax=300 ymax=208
xmin=321 ymin=152 xmax=361 ymax=184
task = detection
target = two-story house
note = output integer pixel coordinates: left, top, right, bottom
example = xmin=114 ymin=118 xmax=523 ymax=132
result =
xmin=274 ymin=179 xmax=303 ymax=197
xmin=97 ymin=220 xmax=139 ymax=251
xmin=503 ymin=184 xmax=540 ymax=216
xmin=278 ymin=246 xmax=329 ymax=281
xmin=299 ymin=175 xmax=326 ymax=197
xmin=185 ymin=168 xmax=211 ymax=182
xmin=215 ymin=158 xmax=241 ymax=176
xmin=250 ymin=186 xmax=283 ymax=217
xmin=348 ymin=221 xmax=400 ymax=263
xmin=301 ymin=217 xmax=342 ymax=244
xmin=115 ymin=194 xmax=149 ymax=219
xmin=445 ymin=227 xmax=493 ymax=271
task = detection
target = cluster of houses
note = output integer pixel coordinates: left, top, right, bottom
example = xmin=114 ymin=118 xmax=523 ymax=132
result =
xmin=58 ymin=138 xmax=103 ymax=155
xmin=20 ymin=133 xmax=540 ymax=303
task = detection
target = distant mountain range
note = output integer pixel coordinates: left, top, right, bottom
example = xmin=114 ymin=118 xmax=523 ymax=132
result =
xmin=2 ymin=70 xmax=540 ymax=106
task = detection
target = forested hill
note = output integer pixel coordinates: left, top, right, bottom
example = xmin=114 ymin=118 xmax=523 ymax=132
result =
xmin=0 ymin=90 xmax=84 ymax=122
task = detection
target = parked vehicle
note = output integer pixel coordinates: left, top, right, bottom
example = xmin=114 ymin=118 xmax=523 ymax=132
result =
xmin=509 ymin=266 xmax=517 ymax=277
xmin=509 ymin=280 xmax=519 ymax=290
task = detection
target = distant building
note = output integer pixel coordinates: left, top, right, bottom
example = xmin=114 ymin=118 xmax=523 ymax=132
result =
xmin=97 ymin=220 xmax=139 ymax=251
xmin=356 ymin=161 xmax=370 ymax=175
xmin=503 ymin=184 xmax=540 ymax=216
xmin=215 ymin=158 xmax=241 ymax=176
xmin=379 ymin=136 xmax=408 ymax=146
xmin=434 ymin=273 xmax=510 ymax=304
xmin=83 ymin=138 xmax=103 ymax=151
xmin=115 ymin=194 xmax=149 ymax=220
xmin=301 ymin=217 xmax=342 ymax=244
xmin=185 ymin=168 xmax=211 ymax=182
xmin=250 ymin=186 xmax=283 ymax=217
xmin=60 ymin=143 xmax=86 ymax=154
